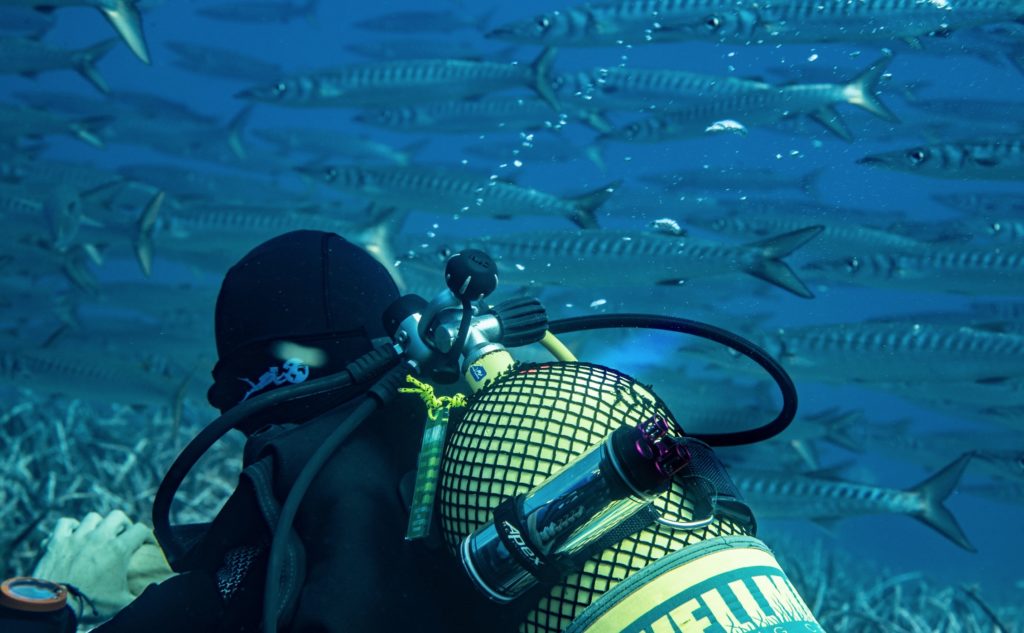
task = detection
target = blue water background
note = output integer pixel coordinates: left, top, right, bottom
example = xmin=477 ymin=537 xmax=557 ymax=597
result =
xmin=5 ymin=0 xmax=1023 ymax=605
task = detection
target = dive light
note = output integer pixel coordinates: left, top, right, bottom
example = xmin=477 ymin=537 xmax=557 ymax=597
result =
xmin=459 ymin=417 xmax=711 ymax=603
xmin=0 ymin=577 xmax=77 ymax=633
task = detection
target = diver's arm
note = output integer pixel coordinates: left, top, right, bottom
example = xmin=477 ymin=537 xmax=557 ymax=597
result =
xmin=32 ymin=511 xmax=176 ymax=623
xmin=92 ymin=571 xmax=224 ymax=633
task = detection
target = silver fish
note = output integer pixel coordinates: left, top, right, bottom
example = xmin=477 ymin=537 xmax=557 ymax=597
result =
xmin=71 ymin=281 xmax=217 ymax=324
xmin=0 ymin=37 xmax=117 ymax=94
xmin=487 ymin=1 xmax=736 ymax=47
xmin=760 ymin=321 xmax=1024 ymax=383
xmin=962 ymin=482 xmax=1024 ymax=506
xmin=15 ymin=89 xmax=218 ymax=126
xmin=934 ymin=192 xmax=1024 ymax=218
xmin=0 ymin=156 xmax=122 ymax=191
xmin=641 ymin=167 xmax=821 ymax=197
xmin=859 ymin=136 xmax=1024 ymax=180
xmin=354 ymin=96 xmax=610 ymax=134
xmin=299 ymin=163 xmax=618 ymax=229
xmin=237 ymin=48 xmax=560 ymax=110
xmin=165 ymin=41 xmax=284 ymax=82
xmin=353 ymin=9 xmax=493 ymax=33
xmin=689 ymin=0 xmax=1024 ymax=46
xmin=455 ymin=224 xmax=823 ymax=297
xmin=905 ymin=97 xmax=1024 ymax=125
xmin=732 ymin=454 xmax=976 ymax=551
xmin=0 ymin=0 xmax=149 ymax=63
xmin=0 ymin=347 xmax=199 ymax=419
xmin=603 ymin=56 xmax=896 ymax=143
xmin=141 ymin=203 xmax=405 ymax=282
xmin=0 ymin=103 xmax=108 ymax=148
xmin=99 ymin=105 xmax=252 ymax=163
xmin=808 ymin=416 xmax=1024 ymax=481
xmin=254 ymin=127 xmax=425 ymax=165
xmin=119 ymin=163 xmax=308 ymax=207
xmin=196 ymin=0 xmax=317 ymax=23
xmin=686 ymin=208 xmax=935 ymax=256
xmin=805 ymin=247 xmax=1024 ymax=296
xmin=463 ymin=135 xmax=604 ymax=169
xmin=0 ymin=7 xmax=54 ymax=37
xmin=555 ymin=66 xmax=772 ymax=112
xmin=344 ymin=39 xmax=511 ymax=62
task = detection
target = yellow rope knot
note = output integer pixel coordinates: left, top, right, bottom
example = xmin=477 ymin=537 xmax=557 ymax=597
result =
xmin=399 ymin=375 xmax=467 ymax=418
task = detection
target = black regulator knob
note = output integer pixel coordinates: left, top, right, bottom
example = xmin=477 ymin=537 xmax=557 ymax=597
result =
xmin=493 ymin=297 xmax=548 ymax=347
xmin=383 ymin=294 xmax=428 ymax=339
xmin=446 ymin=250 xmax=498 ymax=301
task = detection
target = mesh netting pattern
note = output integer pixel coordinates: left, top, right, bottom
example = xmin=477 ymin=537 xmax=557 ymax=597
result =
xmin=438 ymin=362 xmax=752 ymax=633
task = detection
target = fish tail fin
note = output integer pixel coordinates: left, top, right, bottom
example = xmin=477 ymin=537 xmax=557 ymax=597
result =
xmin=567 ymin=180 xmax=620 ymax=229
xmin=356 ymin=205 xmax=410 ymax=291
xmin=845 ymin=55 xmax=899 ymax=122
xmin=134 ymin=190 xmax=164 ymax=277
xmin=68 ymin=115 xmax=111 ymax=148
xmin=804 ymin=408 xmax=866 ymax=452
xmin=398 ymin=139 xmax=430 ymax=166
xmin=584 ymin=143 xmax=606 ymax=172
xmin=909 ymin=453 xmax=976 ymax=552
xmin=800 ymin=168 xmax=824 ymax=199
xmin=62 ymin=245 xmax=101 ymax=294
xmin=475 ymin=8 xmax=498 ymax=32
xmin=303 ymin=0 xmax=319 ymax=24
xmin=809 ymin=106 xmax=852 ymax=141
xmin=530 ymin=47 xmax=560 ymax=110
xmin=226 ymin=104 xmax=253 ymax=160
xmin=170 ymin=366 xmax=198 ymax=439
xmin=581 ymin=110 xmax=614 ymax=134
xmin=1008 ymin=45 xmax=1024 ymax=77
xmin=97 ymin=0 xmax=149 ymax=64
xmin=789 ymin=439 xmax=820 ymax=470
xmin=53 ymin=293 xmax=82 ymax=329
xmin=72 ymin=38 xmax=118 ymax=94
xmin=744 ymin=226 xmax=824 ymax=298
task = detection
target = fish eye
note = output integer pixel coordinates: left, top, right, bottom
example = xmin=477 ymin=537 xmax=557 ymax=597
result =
xmin=274 ymin=82 xmax=288 ymax=96
xmin=845 ymin=257 xmax=860 ymax=273
xmin=322 ymin=167 xmax=337 ymax=181
xmin=706 ymin=15 xmax=722 ymax=30
xmin=907 ymin=149 xmax=927 ymax=164
xmin=989 ymin=222 xmax=1002 ymax=234
xmin=535 ymin=15 xmax=551 ymax=30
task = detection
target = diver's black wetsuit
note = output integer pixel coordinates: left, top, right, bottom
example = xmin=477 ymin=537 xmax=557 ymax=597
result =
xmin=95 ymin=231 xmax=526 ymax=632
xmin=97 ymin=395 xmax=519 ymax=632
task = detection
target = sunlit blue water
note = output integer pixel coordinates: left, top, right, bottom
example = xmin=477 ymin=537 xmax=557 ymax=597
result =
xmin=5 ymin=0 xmax=1023 ymax=618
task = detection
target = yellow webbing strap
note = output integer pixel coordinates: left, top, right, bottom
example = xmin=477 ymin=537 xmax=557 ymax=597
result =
xmin=399 ymin=375 xmax=467 ymax=419
xmin=400 ymin=375 xmax=466 ymax=540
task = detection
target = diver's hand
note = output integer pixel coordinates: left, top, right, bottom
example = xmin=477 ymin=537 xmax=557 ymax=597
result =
xmin=32 ymin=510 xmax=172 ymax=621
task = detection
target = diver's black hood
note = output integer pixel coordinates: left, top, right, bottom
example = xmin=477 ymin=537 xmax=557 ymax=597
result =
xmin=207 ymin=230 xmax=400 ymax=413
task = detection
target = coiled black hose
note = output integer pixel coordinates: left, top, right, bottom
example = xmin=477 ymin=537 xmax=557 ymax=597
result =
xmin=548 ymin=314 xmax=797 ymax=447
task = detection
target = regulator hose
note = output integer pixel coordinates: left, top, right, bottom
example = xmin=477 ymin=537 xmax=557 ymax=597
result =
xmin=547 ymin=314 xmax=797 ymax=447
xmin=152 ymin=343 xmax=400 ymax=564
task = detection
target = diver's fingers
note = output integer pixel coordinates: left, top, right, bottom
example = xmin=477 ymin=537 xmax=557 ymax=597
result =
xmin=51 ymin=517 xmax=80 ymax=541
xmin=73 ymin=512 xmax=103 ymax=539
xmin=94 ymin=510 xmax=132 ymax=540
xmin=113 ymin=523 xmax=153 ymax=555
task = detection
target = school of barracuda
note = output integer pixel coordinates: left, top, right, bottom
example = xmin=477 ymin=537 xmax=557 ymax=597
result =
xmin=1 ymin=0 xmax=1023 ymax=629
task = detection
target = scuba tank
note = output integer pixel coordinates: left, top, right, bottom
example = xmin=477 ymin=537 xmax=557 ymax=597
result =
xmin=153 ymin=248 xmax=820 ymax=633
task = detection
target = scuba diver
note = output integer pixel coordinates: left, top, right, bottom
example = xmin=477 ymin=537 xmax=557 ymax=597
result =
xmin=95 ymin=229 xmax=508 ymax=632
xmin=6 ymin=229 xmax=822 ymax=632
